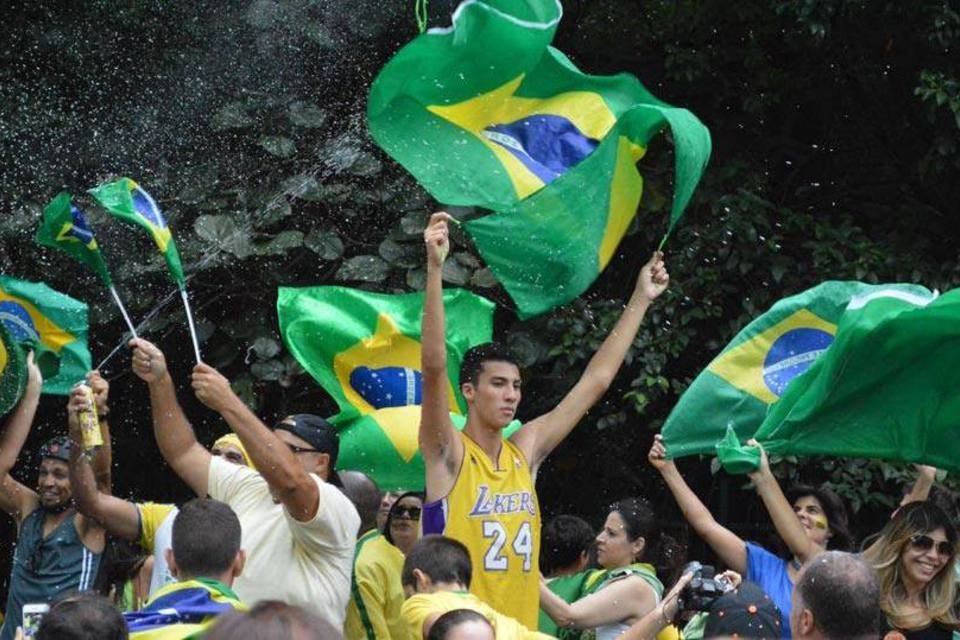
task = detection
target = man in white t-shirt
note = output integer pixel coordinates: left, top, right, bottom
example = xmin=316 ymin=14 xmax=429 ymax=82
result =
xmin=128 ymin=338 xmax=360 ymax=628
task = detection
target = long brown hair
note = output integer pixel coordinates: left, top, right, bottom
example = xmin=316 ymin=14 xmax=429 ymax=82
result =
xmin=862 ymin=502 xmax=960 ymax=630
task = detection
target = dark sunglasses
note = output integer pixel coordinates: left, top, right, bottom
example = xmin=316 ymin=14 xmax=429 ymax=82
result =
xmin=392 ymin=506 xmax=422 ymax=521
xmin=286 ymin=443 xmax=321 ymax=455
xmin=908 ymin=534 xmax=954 ymax=557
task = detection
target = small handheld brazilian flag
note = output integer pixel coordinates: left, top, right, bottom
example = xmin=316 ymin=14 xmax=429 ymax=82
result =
xmin=90 ymin=177 xmax=201 ymax=361
xmin=36 ymin=193 xmax=139 ymax=338
xmin=37 ymin=193 xmax=113 ymax=287
xmin=660 ymin=281 xmax=932 ymax=459
xmin=368 ymin=0 xmax=711 ymax=318
xmin=0 ymin=276 xmax=91 ymax=395
xmin=88 ymin=178 xmax=184 ymax=287
xmin=278 ymin=286 xmax=497 ymax=491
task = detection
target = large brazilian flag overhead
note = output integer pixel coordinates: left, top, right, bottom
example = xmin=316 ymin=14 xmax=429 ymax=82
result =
xmin=0 ymin=276 xmax=91 ymax=395
xmin=278 ymin=286 xmax=510 ymax=491
xmin=661 ymin=281 xmax=932 ymax=459
xmin=368 ymin=0 xmax=711 ymax=318
xmin=747 ymin=287 xmax=960 ymax=471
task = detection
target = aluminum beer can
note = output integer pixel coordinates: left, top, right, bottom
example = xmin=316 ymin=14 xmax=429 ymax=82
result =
xmin=74 ymin=382 xmax=103 ymax=456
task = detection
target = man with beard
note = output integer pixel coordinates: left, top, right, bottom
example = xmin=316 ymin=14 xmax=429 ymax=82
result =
xmin=0 ymin=358 xmax=110 ymax=640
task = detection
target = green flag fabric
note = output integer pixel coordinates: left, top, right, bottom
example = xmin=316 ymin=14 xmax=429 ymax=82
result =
xmin=744 ymin=287 xmax=960 ymax=472
xmin=0 ymin=323 xmax=27 ymax=416
xmin=661 ymin=281 xmax=932 ymax=459
xmin=37 ymin=192 xmax=113 ymax=287
xmin=0 ymin=276 xmax=91 ymax=395
xmin=89 ymin=178 xmax=185 ymax=286
xmin=277 ymin=285 xmax=496 ymax=490
xmin=368 ymin=0 xmax=711 ymax=319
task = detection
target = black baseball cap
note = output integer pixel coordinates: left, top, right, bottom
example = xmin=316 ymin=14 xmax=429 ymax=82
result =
xmin=39 ymin=435 xmax=73 ymax=463
xmin=273 ymin=414 xmax=342 ymax=487
xmin=704 ymin=581 xmax=782 ymax=639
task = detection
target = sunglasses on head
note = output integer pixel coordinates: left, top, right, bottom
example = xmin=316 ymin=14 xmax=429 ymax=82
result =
xmin=908 ymin=534 xmax=954 ymax=557
xmin=392 ymin=506 xmax=421 ymax=521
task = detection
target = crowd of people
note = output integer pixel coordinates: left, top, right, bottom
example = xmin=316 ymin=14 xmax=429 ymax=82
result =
xmin=0 ymin=212 xmax=956 ymax=639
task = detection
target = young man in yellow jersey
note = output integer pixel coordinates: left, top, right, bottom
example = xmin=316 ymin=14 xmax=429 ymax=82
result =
xmin=419 ymin=212 xmax=669 ymax=627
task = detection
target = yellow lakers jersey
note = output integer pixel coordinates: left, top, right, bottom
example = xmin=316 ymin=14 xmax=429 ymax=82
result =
xmin=422 ymin=432 xmax=541 ymax=628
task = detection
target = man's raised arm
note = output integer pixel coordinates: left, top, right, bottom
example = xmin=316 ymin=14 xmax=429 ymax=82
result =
xmin=130 ymin=338 xmax=211 ymax=496
xmin=513 ymin=252 xmax=669 ymax=470
xmin=66 ymin=386 xmax=141 ymax=541
xmin=0 ymin=352 xmax=42 ymax=521
xmin=419 ymin=212 xmax=462 ymax=497
xmin=191 ymin=364 xmax=320 ymax=522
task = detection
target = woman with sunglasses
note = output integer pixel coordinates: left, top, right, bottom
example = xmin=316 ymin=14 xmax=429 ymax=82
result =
xmin=346 ymin=491 xmax=424 ymax=640
xmin=538 ymin=497 xmax=684 ymax=640
xmin=862 ymin=501 xmax=960 ymax=639
xmin=648 ymin=435 xmax=852 ymax=639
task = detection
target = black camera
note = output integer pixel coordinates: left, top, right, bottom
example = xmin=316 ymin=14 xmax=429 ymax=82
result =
xmin=676 ymin=561 xmax=735 ymax=612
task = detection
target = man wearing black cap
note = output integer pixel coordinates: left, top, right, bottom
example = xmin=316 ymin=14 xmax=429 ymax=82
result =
xmin=0 ymin=358 xmax=111 ymax=640
xmin=128 ymin=338 xmax=359 ymax=629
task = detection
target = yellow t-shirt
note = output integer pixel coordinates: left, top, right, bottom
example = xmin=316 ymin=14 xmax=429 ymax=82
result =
xmin=136 ymin=502 xmax=178 ymax=597
xmin=422 ymin=433 xmax=541 ymax=628
xmin=401 ymin=591 xmax=552 ymax=640
xmin=345 ymin=530 xmax=412 ymax=640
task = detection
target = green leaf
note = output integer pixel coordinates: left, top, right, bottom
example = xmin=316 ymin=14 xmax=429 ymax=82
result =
xmin=470 ymin=267 xmax=498 ymax=288
xmin=255 ymin=230 xmax=304 ymax=255
xmin=406 ymin=267 xmax=427 ymax=290
xmin=304 ymin=229 xmax=344 ymax=260
xmin=379 ymin=238 xmax=422 ymax=267
xmin=288 ymin=101 xmax=328 ymax=128
xmin=259 ymin=135 xmax=297 ymax=158
xmin=194 ymin=215 xmax=253 ymax=258
xmin=251 ymin=359 xmax=285 ymax=381
xmin=336 ymin=255 xmax=390 ymax=283
xmin=249 ymin=337 xmax=281 ymax=361
xmin=400 ymin=211 xmax=430 ymax=236
xmin=442 ymin=259 xmax=471 ymax=286
xmin=211 ymin=103 xmax=254 ymax=131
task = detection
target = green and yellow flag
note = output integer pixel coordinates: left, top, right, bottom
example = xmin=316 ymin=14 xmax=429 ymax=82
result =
xmin=0 ymin=323 xmax=27 ymax=416
xmin=747 ymin=287 xmax=960 ymax=472
xmin=277 ymin=286 xmax=499 ymax=490
xmin=0 ymin=276 xmax=91 ymax=395
xmin=368 ymin=0 xmax=711 ymax=318
xmin=661 ymin=281 xmax=932 ymax=459
xmin=89 ymin=178 xmax=185 ymax=286
xmin=36 ymin=192 xmax=113 ymax=287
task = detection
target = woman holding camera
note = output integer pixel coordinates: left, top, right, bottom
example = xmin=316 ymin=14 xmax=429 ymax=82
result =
xmin=648 ymin=434 xmax=852 ymax=638
xmin=862 ymin=501 xmax=959 ymax=639
xmin=538 ymin=497 xmax=683 ymax=640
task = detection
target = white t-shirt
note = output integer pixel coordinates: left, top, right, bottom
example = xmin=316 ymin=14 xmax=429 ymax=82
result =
xmin=207 ymin=456 xmax=360 ymax=627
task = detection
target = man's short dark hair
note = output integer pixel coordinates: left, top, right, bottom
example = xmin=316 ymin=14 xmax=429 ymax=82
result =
xmin=540 ymin=514 xmax=594 ymax=576
xmin=402 ymin=535 xmax=472 ymax=590
xmin=458 ymin=342 xmax=519 ymax=387
xmin=36 ymin=591 xmax=128 ymax=640
xmin=796 ymin=551 xmax=880 ymax=638
xmin=172 ymin=498 xmax=241 ymax=579
xmin=427 ymin=609 xmax=494 ymax=640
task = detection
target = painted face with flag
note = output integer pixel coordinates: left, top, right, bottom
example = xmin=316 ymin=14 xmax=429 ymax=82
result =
xmin=278 ymin=286 xmax=498 ymax=490
xmin=661 ymin=281 xmax=933 ymax=458
xmin=0 ymin=276 xmax=91 ymax=396
xmin=368 ymin=0 xmax=711 ymax=318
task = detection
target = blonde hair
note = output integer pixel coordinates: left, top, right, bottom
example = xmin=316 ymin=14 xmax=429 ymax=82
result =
xmin=862 ymin=502 xmax=960 ymax=630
